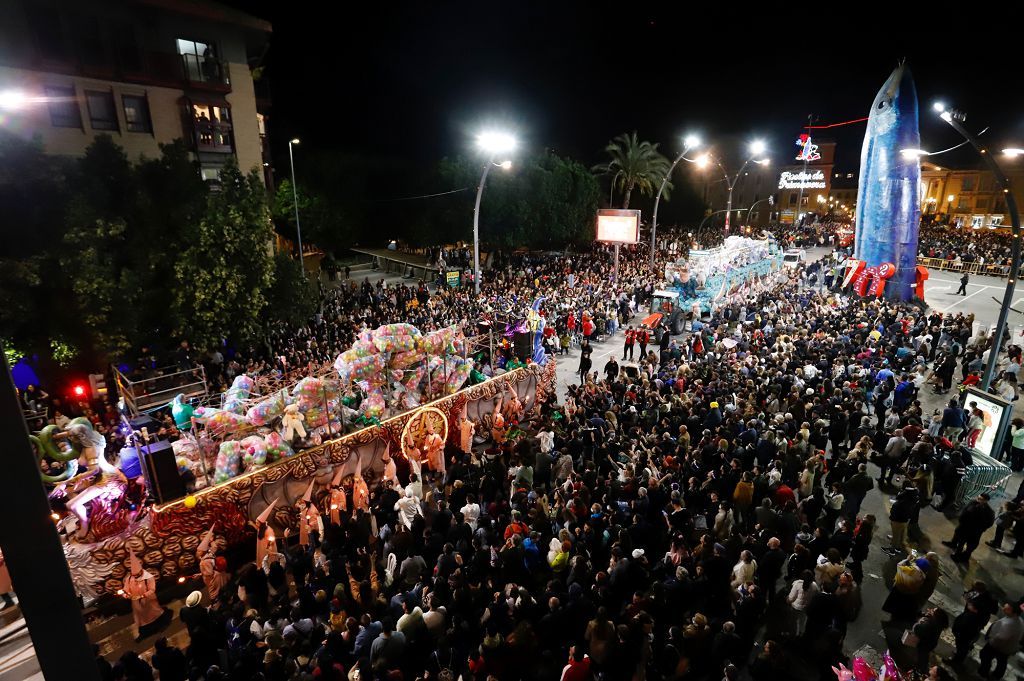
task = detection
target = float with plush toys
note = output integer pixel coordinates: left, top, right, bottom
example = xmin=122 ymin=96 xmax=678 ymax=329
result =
xmin=31 ymin=320 xmax=556 ymax=600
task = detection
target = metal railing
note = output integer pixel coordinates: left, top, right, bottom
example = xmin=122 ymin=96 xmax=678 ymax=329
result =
xmin=112 ymin=365 xmax=208 ymax=416
xmin=917 ymin=256 xmax=1013 ymax=277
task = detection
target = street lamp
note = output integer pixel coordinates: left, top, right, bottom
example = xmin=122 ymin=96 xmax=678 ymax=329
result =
xmin=935 ymin=103 xmax=1021 ymax=391
xmin=0 ymin=90 xmax=30 ymax=111
xmin=287 ymin=138 xmax=305 ymax=278
xmin=697 ymin=140 xmax=770 ymax=233
xmin=473 ymin=131 xmax=516 ymax=294
xmin=650 ymin=134 xmax=700 ymax=270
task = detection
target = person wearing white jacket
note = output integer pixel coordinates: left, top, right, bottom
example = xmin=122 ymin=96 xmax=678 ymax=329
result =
xmin=787 ymin=569 xmax=820 ymax=637
xmin=730 ymin=550 xmax=757 ymax=588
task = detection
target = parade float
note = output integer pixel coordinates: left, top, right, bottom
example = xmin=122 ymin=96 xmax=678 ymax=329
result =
xmin=650 ymin=235 xmax=784 ymax=330
xmin=33 ymin=318 xmax=556 ymax=599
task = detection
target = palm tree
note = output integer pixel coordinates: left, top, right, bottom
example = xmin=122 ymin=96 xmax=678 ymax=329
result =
xmin=592 ymin=131 xmax=671 ymax=209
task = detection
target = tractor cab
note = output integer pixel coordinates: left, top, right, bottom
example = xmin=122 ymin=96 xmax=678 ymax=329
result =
xmin=649 ymin=289 xmax=686 ymax=335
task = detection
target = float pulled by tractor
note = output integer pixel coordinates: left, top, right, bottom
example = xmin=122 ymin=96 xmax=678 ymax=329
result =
xmin=648 ymin=235 xmax=784 ymax=333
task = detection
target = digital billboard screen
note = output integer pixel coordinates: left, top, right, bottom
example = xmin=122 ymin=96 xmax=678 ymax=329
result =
xmin=596 ymin=209 xmax=640 ymax=244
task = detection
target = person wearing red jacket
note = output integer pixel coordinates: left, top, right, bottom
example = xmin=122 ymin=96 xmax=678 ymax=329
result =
xmin=560 ymin=646 xmax=592 ymax=681
xmin=623 ymin=327 xmax=636 ymax=360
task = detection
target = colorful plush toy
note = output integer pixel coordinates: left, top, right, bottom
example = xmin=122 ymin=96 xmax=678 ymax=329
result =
xmin=281 ymin=403 xmax=306 ymax=442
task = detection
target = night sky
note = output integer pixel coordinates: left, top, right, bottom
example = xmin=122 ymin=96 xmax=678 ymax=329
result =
xmin=238 ymin=2 xmax=1024 ymax=172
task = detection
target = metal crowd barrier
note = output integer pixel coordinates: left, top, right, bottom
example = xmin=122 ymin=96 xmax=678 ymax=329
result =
xmin=956 ymin=450 xmax=1012 ymax=506
xmin=917 ymin=257 xmax=1012 ymax=277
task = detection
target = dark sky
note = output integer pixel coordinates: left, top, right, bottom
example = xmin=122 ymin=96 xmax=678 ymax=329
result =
xmin=239 ymin=2 xmax=1024 ymax=172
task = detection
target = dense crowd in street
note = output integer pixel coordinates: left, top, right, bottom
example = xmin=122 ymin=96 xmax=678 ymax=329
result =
xmin=918 ymin=226 xmax=1014 ymax=275
xmin=84 ymin=243 xmax=1024 ymax=681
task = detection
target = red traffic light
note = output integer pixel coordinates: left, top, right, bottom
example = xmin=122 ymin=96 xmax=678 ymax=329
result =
xmin=72 ymin=384 xmax=86 ymax=397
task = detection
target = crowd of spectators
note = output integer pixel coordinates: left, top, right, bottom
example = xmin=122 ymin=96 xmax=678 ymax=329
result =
xmin=918 ymin=226 xmax=1015 ymax=276
xmin=90 ymin=247 xmax=1024 ymax=681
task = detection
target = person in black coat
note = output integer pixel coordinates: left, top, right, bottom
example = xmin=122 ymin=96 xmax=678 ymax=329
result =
xmin=942 ymin=493 xmax=995 ymax=563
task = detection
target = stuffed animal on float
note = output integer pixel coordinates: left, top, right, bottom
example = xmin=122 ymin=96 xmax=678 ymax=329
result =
xmin=280 ymin=403 xmax=307 ymax=443
xmin=170 ymin=394 xmax=195 ymax=430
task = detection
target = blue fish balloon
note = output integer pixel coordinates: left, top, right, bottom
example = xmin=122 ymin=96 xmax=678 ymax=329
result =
xmin=853 ymin=65 xmax=921 ymax=301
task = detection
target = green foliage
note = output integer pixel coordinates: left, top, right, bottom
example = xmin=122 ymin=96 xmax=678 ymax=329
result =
xmin=266 ymin=252 xmax=316 ymax=327
xmin=592 ymin=131 xmax=671 ymax=208
xmin=429 ymin=151 xmax=600 ymax=249
xmin=173 ymin=160 xmax=275 ymax=349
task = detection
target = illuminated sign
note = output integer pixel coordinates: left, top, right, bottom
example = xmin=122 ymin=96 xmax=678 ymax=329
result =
xmin=795 ymin=134 xmax=821 ymax=162
xmin=778 ymin=170 xmax=826 ymax=190
xmin=596 ymin=209 xmax=640 ymax=244
xmin=445 ymin=270 xmax=461 ymax=288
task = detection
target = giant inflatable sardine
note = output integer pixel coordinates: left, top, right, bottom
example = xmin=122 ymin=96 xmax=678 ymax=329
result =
xmin=853 ymin=64 xmax=921 ymax=301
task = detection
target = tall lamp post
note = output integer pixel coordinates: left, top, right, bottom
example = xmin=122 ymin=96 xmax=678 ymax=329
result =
xmin=287 ymin=138 xmax=305 ymax=279
xmin=696 ymin=140 xmax=769 ymax=233
xmin=472 ymin=131 xmax=516 ymax=295
xmin=933 ymin=102 xmax=1021 ymax=391
xmin=651 ymin=134 xmax=700 ymax=270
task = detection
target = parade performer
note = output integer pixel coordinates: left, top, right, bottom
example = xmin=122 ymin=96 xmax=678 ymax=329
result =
xmin=352 ymin=458 xmax=370 ymax=512
xmin=254 ymin=497 xmax=279 ymax=569
xmin=459 ymin=408 xmax=476 ymax=455
xmin=381 ymin=445 xmax=399 ymax=487
xmin=491 ymin=399 xmax=507 ymax=445
xmin=123 ymin=552 xmax=167 ymax=641
xmin=196 ymin=525 xmax=228 ymax=602
xmin=402 ymin=430 xmax=424 ymax=489
xmin=297 ymin=481 xmax=322 ymax=548
xmin=423 ymin=421 xmax=445 ymax=477
xmin=329 ymin=467 xmax=347 ymax=526
xmin=503 ymin=384 xmax=523 ymax=423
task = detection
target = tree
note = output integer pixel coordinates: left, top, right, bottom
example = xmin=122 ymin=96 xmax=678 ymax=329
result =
xmin=592 ymin=131 xmax=671 ymax=208
xmin=0 ymin=133 xmax=73 ymax=368
xmin=173 ymin=160 xmax=275 ymax=350
xmin=266 ymin=251 xmax=316 ymax=327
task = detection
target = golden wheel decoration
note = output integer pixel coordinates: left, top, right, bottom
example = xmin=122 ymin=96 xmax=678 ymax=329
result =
xmin=400 ymin=406 xmax=449 ymax=463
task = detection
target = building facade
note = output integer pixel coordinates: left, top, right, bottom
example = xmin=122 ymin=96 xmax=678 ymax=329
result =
xmin=919 ymin=160 xmax=1023 ymax=230
xmin=700 ymin=136 xmax=838 ymax=229
xmin=0 ymin=0 xmax=271 ymax=184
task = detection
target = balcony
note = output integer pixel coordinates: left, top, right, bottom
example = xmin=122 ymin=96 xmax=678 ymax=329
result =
xmin=194 ymin=121 xmax=233 ymax=154
xmin=181 ymin=54 xmax=231 ymax=91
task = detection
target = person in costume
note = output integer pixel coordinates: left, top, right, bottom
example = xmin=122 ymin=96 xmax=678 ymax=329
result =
xmin=352 ymin=458 xmax=370 ymax=512
xmin=123 ymin=551 xmax=167 ymax=641
xmin=459 ymin=409 xmax=476 ymax=455
xmin=297 ymin=480 xmax=322 ymax=549
xmin=381 ymin=445 xmax=399 ymax=487
xmin=423 ymin=421 xmax=445 ymax=478
xmin=196 ymin=525 xmax=229 ymax=602
xmin=491 ymin=397 xmax=507 ymax=445
xmin=328 ymin=467 xmax=347 ymax=526
xmin=254 ymin=497 xmax=279 ymax=569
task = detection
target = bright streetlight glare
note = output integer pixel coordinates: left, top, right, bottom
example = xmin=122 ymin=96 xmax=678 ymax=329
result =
xmin=939 ymin=111 xmax=953 ymax=122
xmin=477 ymin=131 xmax=517 ymax=154
xmin=1003 ymin=148 xmax=1024 ymax=158
xmin=499 ymin=160 xmax=512 ymax=170
xmin=749 ymin=140 xmax=766 ymax=156
xmin=900 ymin=148 xmax=928 ymax=159
xmin=684 ymin=134 xmax=700 ymax=149
xmin=695 ymin=153 xmax=710 ymax=168
xmin=290 ymin=138 xmax=300 ymax=145
xmin=933 ymin=102 xmax=946 ymax=113
xmin=754 ymin=159 xmax=769 ymax=166
xmin=0 ymin=90 xmax=29 ymax=111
